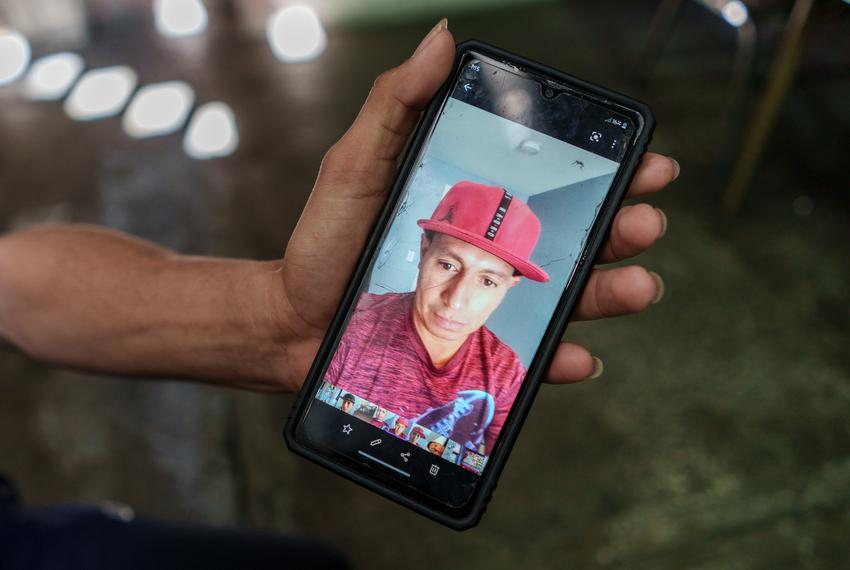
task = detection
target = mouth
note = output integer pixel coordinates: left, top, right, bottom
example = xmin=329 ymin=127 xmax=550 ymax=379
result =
xmin=433 ymin=313 xmax=467 ymax=331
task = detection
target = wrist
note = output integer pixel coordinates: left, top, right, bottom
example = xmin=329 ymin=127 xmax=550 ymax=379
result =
xmin=260 ymin=262 xmax=324 ymax=394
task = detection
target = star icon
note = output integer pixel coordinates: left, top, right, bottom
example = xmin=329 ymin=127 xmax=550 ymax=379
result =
xmin=342 ymin=424 xmax=353 ymax=435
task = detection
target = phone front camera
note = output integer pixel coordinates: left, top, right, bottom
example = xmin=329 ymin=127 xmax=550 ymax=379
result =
xmin=543 ymin=87 xmax=556 ymax=99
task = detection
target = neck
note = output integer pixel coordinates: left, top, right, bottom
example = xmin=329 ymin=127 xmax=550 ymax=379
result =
xmin=411 ymin=309 xmax=468 ymax=368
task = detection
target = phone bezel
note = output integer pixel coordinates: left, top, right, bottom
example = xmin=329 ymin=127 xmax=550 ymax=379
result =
xmin=284 ymin=38 xmax=655 ymax=530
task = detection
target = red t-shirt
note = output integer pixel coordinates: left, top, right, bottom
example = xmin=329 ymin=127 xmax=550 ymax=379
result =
xmin=324 ymin=292 xmax=526 ymax=453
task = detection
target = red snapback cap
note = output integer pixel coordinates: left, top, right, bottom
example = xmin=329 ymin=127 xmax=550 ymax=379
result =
xmin=417 ymin=180 xmax=549 ymax=283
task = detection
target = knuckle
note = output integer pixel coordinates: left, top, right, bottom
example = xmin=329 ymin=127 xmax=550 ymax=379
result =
xmin=318 ymin=142 xmax=361 ymax=184
xmin=371 ymin=69 xmax=397 ymax=94
xmin=320 ymin=142 xmax=344 ymax=170
xmin=622 ymin=203 xmax=660 ymax=246
xmin=616 ymin=266 xmax=655 ymax=312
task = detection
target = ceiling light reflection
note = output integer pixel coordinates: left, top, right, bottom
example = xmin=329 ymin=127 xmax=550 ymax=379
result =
xmin=183 ymin=102 xmax=239 ymax=159
xmin=721 ymin=1 xmax=749 ymax=27
xmin=64 ymin=66 xmax=138 ymax=121
xmin=267 ymin=5 xmax=327 ymax=63
xmin=24 ymin=53 xmax=84 ymax=100
xmin=0 ymin=29 xmax=31 ymax=86
xmin=123 ymin=81 xmax=195 ymax=138
xmin=500 ymin=89 xmax=532 ymax=115
xmin=154 ymin=0 xmax=209 ymax=38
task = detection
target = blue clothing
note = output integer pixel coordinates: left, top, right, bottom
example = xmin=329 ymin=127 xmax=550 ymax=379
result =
xmin=0 ymin=474 xmax=346 ymax=570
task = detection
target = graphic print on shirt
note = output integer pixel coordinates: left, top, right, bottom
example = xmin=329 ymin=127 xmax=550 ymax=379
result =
xmin=412 ymin=390 xmax=495 ymax=450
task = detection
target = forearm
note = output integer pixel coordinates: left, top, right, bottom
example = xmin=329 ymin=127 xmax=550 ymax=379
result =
xmin=0 ymin=224 xmax=297 ymax=392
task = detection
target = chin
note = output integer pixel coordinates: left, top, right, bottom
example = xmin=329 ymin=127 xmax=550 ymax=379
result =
xmin=429 ymin=322 xmax=473 ymax=341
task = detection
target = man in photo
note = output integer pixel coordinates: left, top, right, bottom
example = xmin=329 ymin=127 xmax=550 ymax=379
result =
xmin=426 ymin=436 xmax=447 ymax=457
xmin=324 ymin=181 xmax=549 ymax=455
xmin=338 ymin=392 xmax=356 ymax=415
xmin=408 ymin=426 xmax=428 ymax=448
xmin=391 ymin=418 xmax=409 ymax=438
xmin=370 ymin=407 xmax=390 ymax=430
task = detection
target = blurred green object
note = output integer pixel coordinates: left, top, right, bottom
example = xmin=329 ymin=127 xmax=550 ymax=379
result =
xmin=336 ymin=0 xmax=555 ymax=26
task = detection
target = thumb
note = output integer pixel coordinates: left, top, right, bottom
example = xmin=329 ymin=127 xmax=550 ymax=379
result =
xmin=317 ymin=19 xmax=456 ymax=194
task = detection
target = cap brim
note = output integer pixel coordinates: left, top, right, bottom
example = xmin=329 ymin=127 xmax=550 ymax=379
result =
xmin=417 ymin=220 xmax=550 ymax=283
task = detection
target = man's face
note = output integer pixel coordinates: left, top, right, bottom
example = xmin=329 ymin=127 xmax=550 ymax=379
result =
xmin=375 ymin=408 xmax=387 ymax=421
xmin=393 ymin=423 xmax=406 ymax=435
xmin=414 ymin=233 xmax=521 ymax=342
xmin=341 ymin=400 xmax=353 ymax=413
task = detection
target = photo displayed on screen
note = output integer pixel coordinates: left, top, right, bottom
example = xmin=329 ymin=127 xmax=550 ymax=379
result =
xmin=314 ymin=56 xmax=628 ymax=477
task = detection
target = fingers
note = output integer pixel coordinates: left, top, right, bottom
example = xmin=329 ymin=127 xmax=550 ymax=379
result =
xmin=317 ymin=20 xmax=455 ymax=195
xmin=595 ymin=153 xmax=678 ymax=264
xmin=597 ymin=203 xmax=666 ymax=263
xmin=544 ymin=156 xmax=678 ymax=384
xmin=546 ymin=266 xmax=665 ymax=383
xmin=626 ymin=153 xmax=680 ymax=198
xmin=573 ymin=265 xmax=663 ymax=321
xmin=545 ymin=341 xmax=602 ymax=384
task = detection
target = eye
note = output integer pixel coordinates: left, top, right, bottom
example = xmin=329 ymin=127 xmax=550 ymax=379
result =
xmin=482 ymin=277 xmax=498 ymax=288
xmin=438 ymin=261 xmax=457 ymax=271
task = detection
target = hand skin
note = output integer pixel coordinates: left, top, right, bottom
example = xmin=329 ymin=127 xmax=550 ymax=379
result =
xmin=0 ymin=21 xmax=678 ymax=394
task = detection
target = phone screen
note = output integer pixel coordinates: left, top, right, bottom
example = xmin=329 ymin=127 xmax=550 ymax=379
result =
xmin=298 ymin=51 xmax=638 ymax=508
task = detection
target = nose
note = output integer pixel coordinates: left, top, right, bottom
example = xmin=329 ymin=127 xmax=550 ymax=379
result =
xmin=441 ymin=273 xmax=472 ymax=310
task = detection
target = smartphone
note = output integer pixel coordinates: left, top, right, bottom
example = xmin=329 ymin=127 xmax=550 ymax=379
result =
xmin=284 ymin=39 xmax=655 ymax=530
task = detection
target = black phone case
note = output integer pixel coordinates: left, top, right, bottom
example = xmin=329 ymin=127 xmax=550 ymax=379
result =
xmin=284 ymin=38 xmax=655 ymax=530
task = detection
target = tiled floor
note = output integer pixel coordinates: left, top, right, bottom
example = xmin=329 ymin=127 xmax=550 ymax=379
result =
xmin=1 ymin=1 xmax=848 ymax=568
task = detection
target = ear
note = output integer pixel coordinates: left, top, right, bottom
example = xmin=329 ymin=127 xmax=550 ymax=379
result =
xmin=506 ymin=275 xmax=522 ymax=289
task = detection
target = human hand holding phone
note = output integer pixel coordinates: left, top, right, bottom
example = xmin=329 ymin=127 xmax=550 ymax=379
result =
xmin=277 ymin=19 xmax=678 ymax=393
xmin=0 ymin=15 xmax=677 ymax=530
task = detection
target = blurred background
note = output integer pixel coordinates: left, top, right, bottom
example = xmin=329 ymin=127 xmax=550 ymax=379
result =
xmin=0 ymin=0 xmax=848 ymax=568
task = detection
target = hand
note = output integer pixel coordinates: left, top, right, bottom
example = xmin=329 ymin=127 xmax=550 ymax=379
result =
xmin=277 ymin=20 xmax=678 ymax=388
xmin=545 ymin=152 xmax=677 ymax=383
